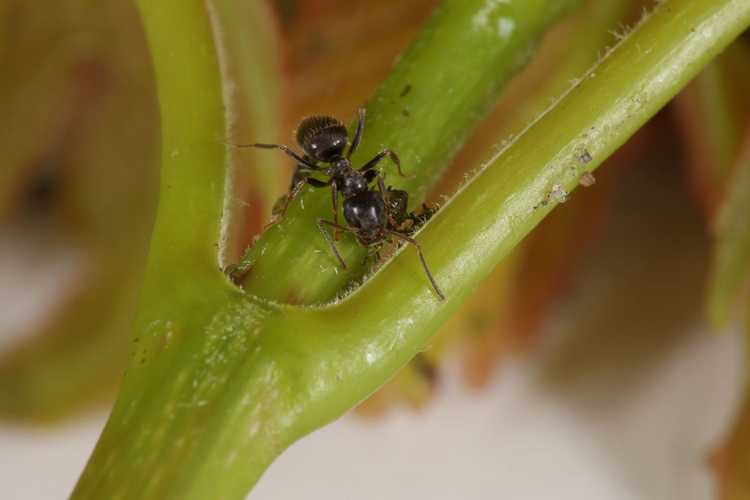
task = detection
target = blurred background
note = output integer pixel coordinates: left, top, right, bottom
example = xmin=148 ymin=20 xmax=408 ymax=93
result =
xmin=1 ymin=1 xmax=749 ymax=498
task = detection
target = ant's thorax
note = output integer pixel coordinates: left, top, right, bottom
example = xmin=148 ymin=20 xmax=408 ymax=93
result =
xmin=326 ymin=158 xmax=351 ymax=176
xmin=326 ymin=158 xmax=369 ymax=198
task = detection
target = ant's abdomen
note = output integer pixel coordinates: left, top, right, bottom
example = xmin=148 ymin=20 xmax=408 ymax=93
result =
xmin=343 ymin=191 xmax=386 ymax=232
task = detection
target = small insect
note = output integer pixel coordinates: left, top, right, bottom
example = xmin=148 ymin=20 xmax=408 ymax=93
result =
xmin=237 ymin=108 xmax=409 ymax=229
xmin=239 ymin=109 xmax=444 ymax=300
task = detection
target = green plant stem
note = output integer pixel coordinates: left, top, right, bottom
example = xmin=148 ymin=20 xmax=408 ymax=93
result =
xmin=73 ymin=0 xmax=236 ymax=494
xmin=128 ymin=0 xmax=234 ymax=323
xmin=236 ymin=0 xmax=586 ymax=302
xmin=73 ymin=0 xmax=750 ymax=499
xmin=384 ymin=0 xmax=634 ymax=399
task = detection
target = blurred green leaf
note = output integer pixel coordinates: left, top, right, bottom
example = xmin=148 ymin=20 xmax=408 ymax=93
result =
xmin=0 ymin=0 xmax=159 ymax=422
xmin=708 ymin=131 xmax=750 ymax=326
xmin=673 ymin=39 xmax=750 ymax=215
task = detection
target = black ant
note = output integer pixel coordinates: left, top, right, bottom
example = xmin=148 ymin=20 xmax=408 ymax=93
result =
xmin=237 ymin=109 xmax=444 ymax=300
xmin=238 ymin=108 xmax=408 ymax=230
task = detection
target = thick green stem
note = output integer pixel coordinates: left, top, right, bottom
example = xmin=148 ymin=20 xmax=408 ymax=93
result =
xmin=125 ymin=0 xmax=237 ymax=331
xmin=73 ymin=0 xmax=236 ymax=495
xmin=73 ymin=0 xmax=750 ymax=499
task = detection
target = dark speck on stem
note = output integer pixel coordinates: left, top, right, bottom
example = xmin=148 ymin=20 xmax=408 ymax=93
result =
xmin=579 ymin=149 xmax=593 ymax=164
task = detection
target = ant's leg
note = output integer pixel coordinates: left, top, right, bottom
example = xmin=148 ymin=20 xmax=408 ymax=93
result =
xmin=266 ymin=177 xmax=330 ymax=229
xmin=376 ymin=175 xmax=386 ymax=197
xmin=232 ymin=142 xmax=321 ymax=170
xmin=331 ymin=181 xmax=338 ymax=226
xmin=363 ymin=169 xmax=379 ymax=186
xmin=331 ymin=181 xmax=340 ymax=240
xmin=364 ymin=244 xmax=382 ymax=267
xmin=347 ymin=108 xmax=366 ymax=159
xmin=318 ymin=219 xmax=356 ymax=270
xmin=372 ymin=174 xmax=397 ymax=227
xmin=266 ymin=180 xmax=303 ymax=228
xmin=374 ymin=175 xmax=395 ymax=226
xmin=359 ymin=149 xmax=413 ymax=178
xmin=306 ymin=178 xmax=330 ymax=188
xmin=385 ymin=229 xmax=445 ymax=301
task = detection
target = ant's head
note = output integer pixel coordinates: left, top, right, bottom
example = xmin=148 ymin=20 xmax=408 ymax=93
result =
xmin=296 ymin=115 xmax=348 ymax=162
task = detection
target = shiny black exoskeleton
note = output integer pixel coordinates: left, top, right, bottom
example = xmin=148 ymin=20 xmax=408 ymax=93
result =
xmin=342 ymin=190 xmax=386 ymax=244
xmin=317 ymin=176 xmax=444 ymax=300
xmin=239 ymin=108 xmax=408 ymax=229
